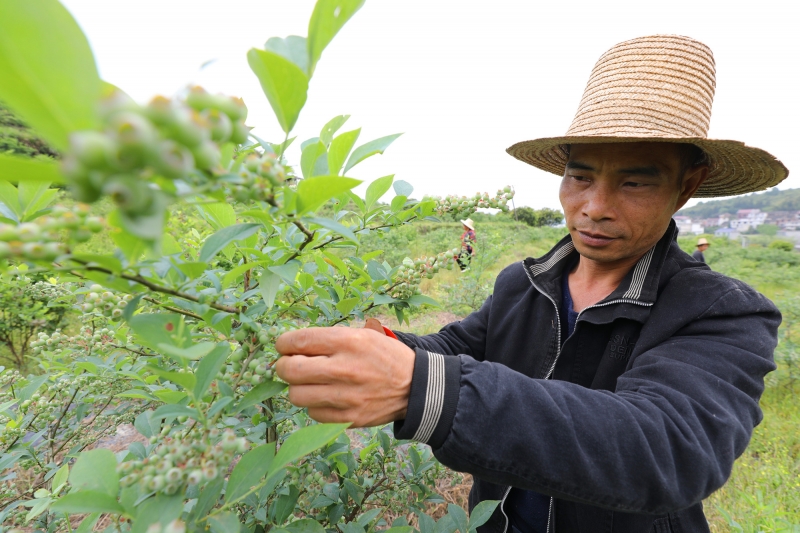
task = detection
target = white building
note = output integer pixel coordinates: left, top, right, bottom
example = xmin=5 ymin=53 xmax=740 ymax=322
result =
xmin=730 ymin=209 xmax=767 ymax=231
xmin=674 ymin=216 xmax=704 ymax=235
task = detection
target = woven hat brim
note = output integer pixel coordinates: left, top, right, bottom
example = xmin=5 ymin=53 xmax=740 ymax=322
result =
xmin=506 ymin=137 xmax=788 ymax=198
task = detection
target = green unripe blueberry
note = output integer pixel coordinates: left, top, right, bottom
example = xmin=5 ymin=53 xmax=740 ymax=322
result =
xmin=229 ymin=120 xmax=250 ymax=145
xmin=248 ymin=359 xmax=259 ymax=370
xmin=103 ymin=175 xmax=154 ymax=214
xmin=201 ymin=109 xmax=233 ymax=142
xmin=152 ymin=140 xmax=195 ymax=179
xmin=234 ymin=329 xmax=248 ymax=342
xmin=148 ymin=475 xmax=166 ymax=491
xmin=191 ymin=141 xmax=221 ymax=171
xmin=69 ymin=131 xmax=117 ymax=170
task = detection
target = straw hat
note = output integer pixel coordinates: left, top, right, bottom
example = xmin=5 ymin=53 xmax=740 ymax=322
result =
xmin=697 ymin=237 xmax=709 ymax=246
xmin=461 ymin=218 xmax=475 ymax=230
xmin=507 ymin=35 xmax=788 ymax=197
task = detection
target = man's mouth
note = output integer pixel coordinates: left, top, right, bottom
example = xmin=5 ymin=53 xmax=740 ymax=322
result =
xmin=576 ymin=230 xmax=617 ymax=247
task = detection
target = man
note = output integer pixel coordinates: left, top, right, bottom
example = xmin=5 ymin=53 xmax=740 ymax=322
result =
xmin=693 ymin=237 xmax=710 ymax=263
xmin=275 ymin=36 xmax=788 ymax=532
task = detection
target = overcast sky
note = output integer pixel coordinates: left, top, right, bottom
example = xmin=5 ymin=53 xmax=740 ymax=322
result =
xmin=60 ymin=0 xmax=799 ymax=212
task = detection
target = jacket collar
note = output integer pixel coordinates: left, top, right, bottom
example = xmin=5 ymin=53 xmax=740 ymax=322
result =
xmin=523 ymin=219 xmax=679 ymax=308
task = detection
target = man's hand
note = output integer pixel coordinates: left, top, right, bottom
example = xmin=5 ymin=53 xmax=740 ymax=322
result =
xmin=274 ymin=325 xmax=415 ymax=427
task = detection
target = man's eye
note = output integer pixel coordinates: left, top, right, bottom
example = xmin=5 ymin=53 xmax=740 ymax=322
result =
xmin=623 ymin=181 xmax=646 ymax=187
xmin=570 ymin=175 xmax=590 ymax=182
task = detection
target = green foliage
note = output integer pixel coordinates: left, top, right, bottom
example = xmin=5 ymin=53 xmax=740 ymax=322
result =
xmin=757 ymin=223 xmax=779 ymax=236
xmin=770 ymin=239 xmax=794 ymax=252
xmin=0 ymin=1 xmax=502 ymax=530
xmin=513 ymin=206 xmax=564 ymax=227
xmin=679 ymin=187 xmax=800 ymax=217
xmin=0 ymin=104 xmax=58 ymax=158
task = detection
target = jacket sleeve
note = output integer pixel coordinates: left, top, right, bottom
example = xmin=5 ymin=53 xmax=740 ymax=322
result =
xmin=396 ymin=284 xmax=780 ymax=515
xmin=393 ymin=293 xmax=492 ymax=360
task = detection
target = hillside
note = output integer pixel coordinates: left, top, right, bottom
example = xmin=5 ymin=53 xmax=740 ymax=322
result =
xmin=679 ymin=188 xmax=800 ymax=218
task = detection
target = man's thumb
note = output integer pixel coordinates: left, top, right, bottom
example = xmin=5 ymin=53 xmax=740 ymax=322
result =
xmin=364 ymin=318 xmax=387 ymax=335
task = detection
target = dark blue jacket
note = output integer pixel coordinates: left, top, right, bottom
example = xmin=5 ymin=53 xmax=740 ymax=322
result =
xmin=393 ymin=222 xmax=779 ymax=533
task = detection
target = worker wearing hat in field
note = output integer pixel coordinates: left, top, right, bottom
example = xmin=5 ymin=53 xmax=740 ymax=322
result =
xmin=458 ymin=218 xmax=477 ymax=270
xmin=693 ymin=237 xmax=710 ymax=263
xmin=275 ymin=36 xmax=786 ymax=532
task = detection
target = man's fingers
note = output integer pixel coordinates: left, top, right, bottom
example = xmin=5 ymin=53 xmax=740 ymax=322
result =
xmin=275 ymin=326 xmax=386 ymax=356
xmin=274 ymin=354 xmax=338 ymax=385
xmin=364 ymin=318 xmax=386 ymax=334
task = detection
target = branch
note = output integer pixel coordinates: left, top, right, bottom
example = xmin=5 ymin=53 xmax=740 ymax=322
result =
xmin=142 ymin=296 xmax=204 ymax=321
xmin=68 ymin=260 xmax=238 ymax=314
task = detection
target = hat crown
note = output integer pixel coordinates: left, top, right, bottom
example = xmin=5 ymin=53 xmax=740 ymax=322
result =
xmin=566 ymin=35 xmax=716 ymax=139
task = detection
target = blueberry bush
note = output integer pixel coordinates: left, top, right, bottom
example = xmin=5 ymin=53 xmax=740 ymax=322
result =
xmin=0 ymin=1 xmax=509 ymax=531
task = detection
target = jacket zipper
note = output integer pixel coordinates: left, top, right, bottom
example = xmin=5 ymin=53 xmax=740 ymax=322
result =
xmin=502 ymin=266 xmax=564 ymax=533
xmin=511 ymin=266 xmax=653 ymax=533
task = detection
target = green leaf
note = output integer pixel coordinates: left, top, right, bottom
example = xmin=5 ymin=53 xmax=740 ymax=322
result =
xmin=194 ymin=342 xmax=230 ymax=399
xmin=193 ymin=477 xmax=223 ymax=520
xmin=327 ymin=128 xmax=360 ymax=176
xmin=69 ymin=449 xmax=119 ymax=497
xmin=174 ymin=261 xmax=208 ymax=279
xmin=307 ymin=216 xmax=359 ymax=244
xmin=393 ymin=179 xmax=413 ymax=197
xmin=467 ymin=500 xmax=501 ymax=532
xmin=131 ymin=495 xmax=183 ymax=533
xmin=0 ymin=152 xmax=63 ymax=184
xmin=391 ymin=195 xmax=408 ymax=212
xmin=128 ymin=313 xmax=190 ymax=352
xmin=0 ymin=0 xmax=101 ymax=150
xmin=52 ymin=463 xmax=69 ymax=492
xmin=320 ymin=115 xmax=350 ymax=146
xmin=198 ymin=202 xmax=236 ymax=230
xmin=415 ymin=510 xmax=436 ymax=533
xmin=259 ymin=270 xmax=282 ymax=309
xmin=199 ymin=223 xmax=260 ymax=263
xmin=108 ymin=211 xmax=147 ymax=262
xmin=0 ymin=181 xmax=20 ymax=218
xmin=134 ymin=410 xmax=158 ymax=439
xmin=221 ymin=261 xmax=261 ymax=287
xmin=365 ymin=174 xmax=394 ymax=209
xmin=51 ymin=491 xmax=124 ymax=515
xmin=322 ymin=251 xmax=348 ymax=276
xmin=233 ymin=380 xmax=287 ymax=413
xmin=75 ymin=512 xmax=101 ymax=533
xmin=301 ymin=140 xmax=327 ymax=179
xmin=210 ymin=511 xmax=242 ymax=533
xmin=307 ymin=0 xmax=365 ymax=76
xmin=156 ymin=341 xmax=216 ymax=361
xmin=151 ymin=404 xmax=198 ymax=421
xmin=273 ymin=485 xmax=300 ymax=524
xmin=264 ymin=35 xmax=309 ymax=74
xmin=19 ymin=374 xmax=48 ymax=402
xmin=268 ymin=423 xmax=349 ymax=480
xmin=248 ymin=48 xmax=309 ymax=134
xmin=72 ymin=253 xmax=123 ymax=273
xmin=283 ymin=518 xmax=325 ymax=533
xmin=225 ymin=443 xmax=276 ymax=504
xmin=405 ymin=294 xmax=439 ymax=307
xmin=147 ymin=364 xmax=196 ymax=391
xmin=269 ymin=261 xmax=301 ymax=284
xmin=296 ymin=176 xmax=361 ymax=215
xmin=447 ymin=504 xmax=469 ymax=533
xmin=344 ymin=133 xmax=402 ymax=174
xmin=19 ymin=181 xmax=57 ymax=218
xmin=335 ymin=297 xmax=360 ymax=316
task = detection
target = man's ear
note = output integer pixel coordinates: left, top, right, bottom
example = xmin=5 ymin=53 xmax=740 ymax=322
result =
xmin=675 ymin=165 xmax=709 ymax=212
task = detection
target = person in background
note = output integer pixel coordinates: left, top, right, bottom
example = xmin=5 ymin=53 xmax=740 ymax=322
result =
xmin=458 ymin=218 xmax=476 ymax=271
xmin=693 ymin=237 xmax=710 ymax=263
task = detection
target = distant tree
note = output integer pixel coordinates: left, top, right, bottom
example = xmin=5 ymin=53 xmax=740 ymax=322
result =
xmin=514 ymin=206 xmax=564 ymax=227
xmin=757 ymin=224 xmax=779 ymax=236
xmin=0 ymin=102 xmax=58 ymax=158
xmin=678 ymin=188 xmax=800 ymax=218
xmin=769 ymin=240 xmax=794 ymax=252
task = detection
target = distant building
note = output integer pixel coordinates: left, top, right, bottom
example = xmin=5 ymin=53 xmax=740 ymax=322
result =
xmin=715 ymin=227 xmax=740 ymax=239
xmin=674 ymin=216 xmax=704 ymax=235
xmin=730 ymin=209 xmax=767 ymax=231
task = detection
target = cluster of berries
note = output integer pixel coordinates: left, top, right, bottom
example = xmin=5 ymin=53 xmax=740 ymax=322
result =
xmin=428 ymin=186 xmax=515 ymax=218
xmin=0 ymin=205 xmax=106 ymax=262
xmin=30 ymin=323 xmax=118 ymax=357
xmin=80 ymin=285 xmax=134 ymax=320
xmin=229 ymin=152 xmax=288 ymax=203
xmin=221 ymin=322 xmax=288 ymax=387
xmin=61 ymin=86 xmax=250 ymax=214
xmin=118 ymin=428 xmax=248 ymax=496
xmin=390 ymin=250 xmax=459 ymax=299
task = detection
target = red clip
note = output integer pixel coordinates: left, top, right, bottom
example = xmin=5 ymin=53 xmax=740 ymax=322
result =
xmin=382 ymin=326 xmax=399 ymax=340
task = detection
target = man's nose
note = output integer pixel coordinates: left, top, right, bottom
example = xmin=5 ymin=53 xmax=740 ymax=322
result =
xmin=581 ymin=183 xmax=616 ymax=221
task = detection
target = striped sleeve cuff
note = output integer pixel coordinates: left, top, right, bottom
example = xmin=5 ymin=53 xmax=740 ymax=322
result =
xmin=394 ymin=348 xmax=460 ymax=448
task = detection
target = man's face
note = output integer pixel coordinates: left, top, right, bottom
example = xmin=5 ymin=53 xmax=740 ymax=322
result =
xmin=559 ymin=142 xmax=706 ymax=266
xmin=698 ymin=244 xmax=710 ymax=252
